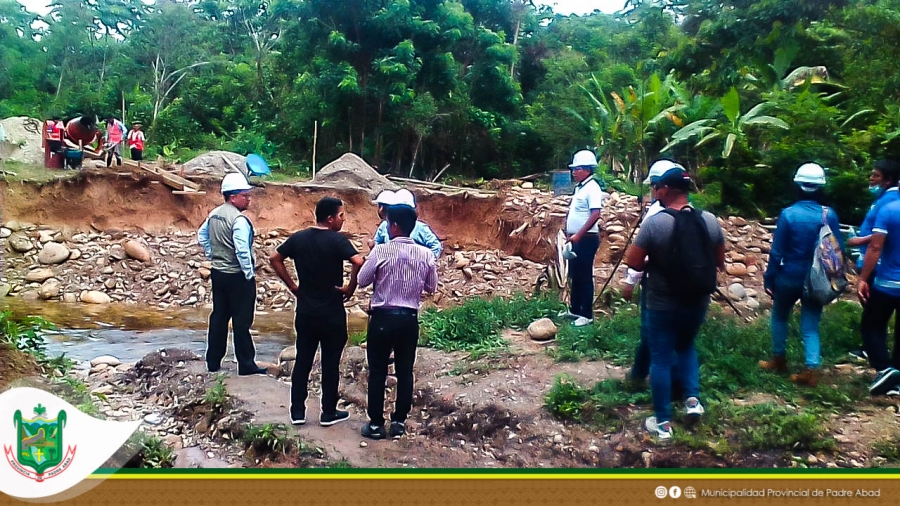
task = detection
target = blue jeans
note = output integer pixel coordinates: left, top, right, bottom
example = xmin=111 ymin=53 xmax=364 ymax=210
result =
xmin=770 ymin=281 xmax=822 ymax=368
xmin=646 ymin=305 xmax=707 ymax=421
xmin=568 ymin=233 xmax=600 ymax=319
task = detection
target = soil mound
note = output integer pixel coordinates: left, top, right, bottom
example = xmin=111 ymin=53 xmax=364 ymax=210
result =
xmin=182 ymin=151 xmax=247 ymax=177
xmin=0 ymin=116 xmax=44 ymax=165
xmin=313 ymin=153 xmax=398 ymax=196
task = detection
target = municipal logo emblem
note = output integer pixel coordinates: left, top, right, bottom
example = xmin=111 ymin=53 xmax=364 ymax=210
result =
xmin=4 ymin=404 xmax=76 ymax=482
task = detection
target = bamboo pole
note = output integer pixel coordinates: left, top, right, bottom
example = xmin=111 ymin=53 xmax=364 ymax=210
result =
xmin=312 ymin=120 xmax=318 ymax=178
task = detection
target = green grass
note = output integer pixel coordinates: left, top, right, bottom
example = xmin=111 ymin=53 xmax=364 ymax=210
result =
xmin=139 ymin=436 xmax=176 ymax=468
xmin=872 ymin=436 xmax=900 ymax=462
xmin=545 ymin=300 xmax=870 ymax=455
xmin=419 ymin=293 xmax=565 ymax=353
xmin=348 ymin=331 xmax=367 ymax=346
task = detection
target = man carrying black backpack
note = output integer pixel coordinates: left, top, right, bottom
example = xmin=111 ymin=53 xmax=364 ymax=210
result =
xmin=624 ymin=166 xmax=725 ymax=441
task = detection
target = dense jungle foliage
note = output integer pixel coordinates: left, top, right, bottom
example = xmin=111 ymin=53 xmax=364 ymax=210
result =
xmin=2 ymin=0 xmax=900 ymax=221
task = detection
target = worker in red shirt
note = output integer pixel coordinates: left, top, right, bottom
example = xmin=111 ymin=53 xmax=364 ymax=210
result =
xmin=127 ymin=122 xmax=145 ymax=161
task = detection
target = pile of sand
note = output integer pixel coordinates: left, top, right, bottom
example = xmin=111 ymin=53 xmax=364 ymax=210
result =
xmin=313 ymin=153 xmax=398 ymax=196
xmin=182 ymin=151 xmax=247 ymax=177
xmin=0 ymin=117 xmax=44 ymax=165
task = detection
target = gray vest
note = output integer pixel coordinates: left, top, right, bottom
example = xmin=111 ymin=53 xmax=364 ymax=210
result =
xmin=207 ymin=203 xmax=254 ymax=273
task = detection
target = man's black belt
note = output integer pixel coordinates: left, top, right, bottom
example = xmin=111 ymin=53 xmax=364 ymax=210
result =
xmin=370 ymin=307 xmax=418 ymax=316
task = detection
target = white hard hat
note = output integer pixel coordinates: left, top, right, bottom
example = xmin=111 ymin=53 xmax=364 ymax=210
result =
xmin=793 ymin=162 xmax=827 ymax=189
xmin=221 ymin=172 xmax=252 ymax=193
xmin=569 ymin=150 xmax=598 ymax=168
xmin=374 ymin=190 xmax=398 ymax=206
xmin=644 ymin=159 xmax=684 ymax=185
xmin=394 ymin=189 xmax=416 ymax=208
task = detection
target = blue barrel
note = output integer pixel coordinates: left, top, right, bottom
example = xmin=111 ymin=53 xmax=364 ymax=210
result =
xmin=552 ymin=170 xmax=574 ymax=196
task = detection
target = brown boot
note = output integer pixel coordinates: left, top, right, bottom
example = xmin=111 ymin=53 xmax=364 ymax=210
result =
xmin=759 ymin=355 xmax=787 ymax=373
xmin=790 ymin=368 xmax=820 ymax=387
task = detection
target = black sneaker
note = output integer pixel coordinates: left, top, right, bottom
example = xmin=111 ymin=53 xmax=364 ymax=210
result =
xmin=848 ymin=349 xmax=868 ymax=363
xmin=869 ymin=368 xmax=900 ymax=396
xmin=320 ymin=409 xmax=350 ymax=426
xmin=361 ymin=423 xmax=386 ymax=440
xmin=290 ymin=407 xmax=306 ymax=426
xmin=389 ymin=421 xmax=406 ymax=439
xmin=238 ymin=365 xmax=267 ymax=376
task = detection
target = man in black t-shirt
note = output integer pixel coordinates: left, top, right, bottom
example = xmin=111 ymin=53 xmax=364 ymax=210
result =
xmin=269 ymin=197 xmax=365 ymax=427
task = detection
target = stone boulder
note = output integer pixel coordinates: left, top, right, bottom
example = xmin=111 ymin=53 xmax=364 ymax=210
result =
xmin=278 ymin=346 xmax=297 ymax=363
xmin=725 ymin=263 xmax=748 ymax=276
xmin=81 ymin=290 xmax=112 ymax=304
xmin=727 ymin=283 xmax=747 ymax=301
xmin=91 ymin=355 xmax=122 ymax=367
xmin=25 ymin=268 xmax=55 ymax=283
xmin=38 ymin=242 xmax=70 ymax=264
xmin=39 ymin=278 xmax=61 ymax=300
xmin=8 ymin=232 xmax=33 ymax=253
xmin=124 ymin=240 xmax=152 ymax=262
xmin=527 ymin=318 xmax=558 ymax=341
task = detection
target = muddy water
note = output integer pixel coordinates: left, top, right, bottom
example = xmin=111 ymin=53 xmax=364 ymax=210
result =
xmin=2 ymin=299 xmax=368 ymax=364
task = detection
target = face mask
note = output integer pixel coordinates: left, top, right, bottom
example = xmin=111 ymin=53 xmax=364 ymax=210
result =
xmin=870 ymin=185 xmax=885 ymax=197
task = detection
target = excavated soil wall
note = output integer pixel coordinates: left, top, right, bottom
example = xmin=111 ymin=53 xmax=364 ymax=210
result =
xmin=0 ymin=171 xmax=554 ymax=262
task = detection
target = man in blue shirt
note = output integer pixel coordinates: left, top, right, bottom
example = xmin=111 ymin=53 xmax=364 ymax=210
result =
xmin=858 ymin=180 xmax=900 ymax=396
xmin=847 ymin=160 xmax=900 ymax=362
xmin=368 ymin=189 xmax=442 ymax=258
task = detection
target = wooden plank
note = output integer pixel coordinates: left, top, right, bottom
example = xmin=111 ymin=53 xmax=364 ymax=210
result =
xmin=172 ymin=190 xmax=207 ymax=195
xmin=386 ymin=175 xmax=497 ymax=194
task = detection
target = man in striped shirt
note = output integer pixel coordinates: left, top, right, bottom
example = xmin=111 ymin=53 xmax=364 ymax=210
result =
xmin=358 ymin=205 xmax=438 ymax=440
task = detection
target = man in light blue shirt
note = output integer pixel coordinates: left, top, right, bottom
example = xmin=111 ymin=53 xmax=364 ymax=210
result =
xmin=197 ymin=172 xmax=266 ymax=376
xmin=368 ymin=189 xmax=442 ymax=258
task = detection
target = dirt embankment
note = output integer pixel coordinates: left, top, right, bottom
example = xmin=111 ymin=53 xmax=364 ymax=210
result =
xmin=0 ymin=171 xmax=549 ymax=261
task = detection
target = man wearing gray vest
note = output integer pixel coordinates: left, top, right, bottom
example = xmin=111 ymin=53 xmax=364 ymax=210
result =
xmin=198 ymin=172 xmax=266 ymax=376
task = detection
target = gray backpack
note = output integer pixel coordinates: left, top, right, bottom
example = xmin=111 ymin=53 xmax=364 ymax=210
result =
xmin=804 ymin=206 xmax=848 ymax=305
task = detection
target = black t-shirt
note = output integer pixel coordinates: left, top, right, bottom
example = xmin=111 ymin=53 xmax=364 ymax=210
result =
xmin=276 ymin=228 xmax=358 ymax=319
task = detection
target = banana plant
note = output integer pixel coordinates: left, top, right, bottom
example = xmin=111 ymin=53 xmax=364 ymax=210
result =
xmin=661 ymin=87 xmax=788 ymax=159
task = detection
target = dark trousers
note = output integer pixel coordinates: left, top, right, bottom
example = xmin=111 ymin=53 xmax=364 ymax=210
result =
xmin=366 ymin=311 xmax=419 ymax=425
xmin=207 ymin=270 xmax=258 ymax=372
xmin=291 ymin=313 xmax=347 ymax=415
xmin=860 ymin=287 xmax=900 ymax=372
xmin=131 ymin=148 xmax=143 ymax=161
xmin=568 ymin=233 xmax=600 ymax=319
xmin=631 ymin=283 xmax=651 ymax=380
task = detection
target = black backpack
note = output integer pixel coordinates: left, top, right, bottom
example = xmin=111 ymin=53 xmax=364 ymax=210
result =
xmin=657 ymin=207 xmax=718 ymax=300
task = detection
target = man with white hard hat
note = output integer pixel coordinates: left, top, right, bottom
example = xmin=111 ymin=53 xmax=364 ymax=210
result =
xmin=622 ymin=158 xmax=684 ymax=384
xmin=368 ymin=188 xmax=442 ymax=258
xmin=197 ymin=172 xmax=267 ymax=376
xmin=561 ymin=149 xmax=605 ymax=327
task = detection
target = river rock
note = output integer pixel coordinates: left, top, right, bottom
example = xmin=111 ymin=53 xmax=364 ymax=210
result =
xmin=0 ymin=227 xmax=10 ymax=238
xmin=726 ymin=263 xmax=748 ymax=276
xmin=81 ymin=290 xmax=112 ymax=304
xmin=38 ymin=242 xmax=70 ymax=264
xmin=62 ymin=293 xmax=77 ymax=303
xmin=745 ymin=298 xmax=760 ymax=310
xmin=91 ymin=355 xmax=122 ymax=367
xmin=39 ymin=278 xmax=61 ymax=300
xmin=0 ymin=284 xmax=10 ymax=297
xmin=278 ymin=346 xmax=297 ymax=363
xmin=198 ymin=267 xmax=211 ymax=279
xmin=69 ymin=249 xmax=82 ymax=260
xmin=4 ymin=220 xmax=21 ymax=231
xmin=124 ymin=240 xmax=151 ymax=262
xmin=20 ymin=290 xmax=40 ymax=301
xmin=727 ymin=283 xmax=747 ymax=301
xmin=38 ymin=230 xmax=56 ymax=243
xmin=527 ymin=318 xmax=557 ymax=341
xmin=8 ymin=232 xmax=33 ymax=253
xmin=25 ymin=268 xmax=55 ymax=283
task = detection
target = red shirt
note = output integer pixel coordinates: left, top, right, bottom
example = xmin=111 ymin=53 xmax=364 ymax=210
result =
xmin=127 ymin=130 xmax=145 ymax=150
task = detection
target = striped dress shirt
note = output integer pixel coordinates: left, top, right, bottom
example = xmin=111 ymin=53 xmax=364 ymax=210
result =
xmin=358 ymin=237 xmax=438 ymax=310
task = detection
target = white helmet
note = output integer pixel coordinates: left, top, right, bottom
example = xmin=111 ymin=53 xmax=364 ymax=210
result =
xmin=394 ymin=189 xmax=416 ymax=208
xmin=568 ymin=150 xmax=598 ymax=168
xmin=374 ymin=190 xmax=397 ymax=206
xmin=221 ymin=172 xmax=252 ymax=193
xmin=793 ymin=162 xmax=827 ymax=189
xmin=644 ymin=159 xmax=684 ymax=185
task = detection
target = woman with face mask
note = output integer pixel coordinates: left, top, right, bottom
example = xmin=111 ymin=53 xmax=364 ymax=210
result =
xmin=846 ymin=160 xmax=900 ymax=362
